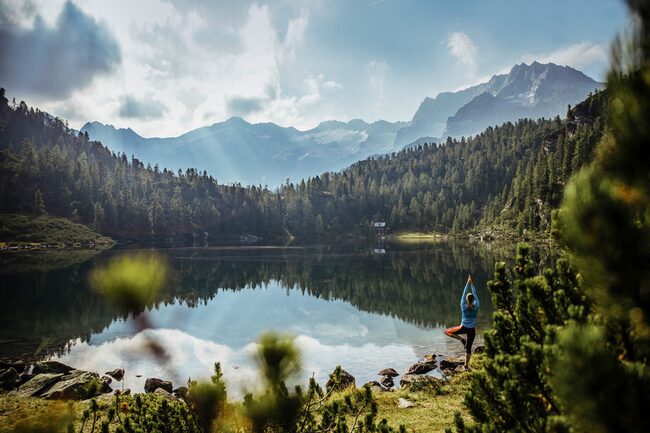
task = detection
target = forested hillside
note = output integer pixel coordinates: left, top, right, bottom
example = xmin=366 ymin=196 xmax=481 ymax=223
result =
xmin=0 ymin=86 xmax=606 ymax=241
xmin=288 ymin=89 xmax=606 ymax=237
xmin=0 ymin=88 xmax=285 ymax=241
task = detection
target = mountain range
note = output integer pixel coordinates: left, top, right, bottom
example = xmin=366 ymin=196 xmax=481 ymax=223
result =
xmin=82 ymin=117 xmax=407 ymax=187
xmin=82 ymin=62 xmax=603 ymax=186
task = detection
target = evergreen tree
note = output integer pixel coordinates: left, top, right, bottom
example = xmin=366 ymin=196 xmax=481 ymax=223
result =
xmin=33 ymin=188 xmax=45 ymax=214
xmin=550 ymin=0 xmax=650 ymax=430
xmin=453 ymin=1 xmax=650 ymax=432
xmin=449 ymin=245 xmax=588 ymax=433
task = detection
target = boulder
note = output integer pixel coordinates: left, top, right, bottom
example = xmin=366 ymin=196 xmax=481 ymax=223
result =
xmin=399 ymin=374 xmax=443 ymax=390
xmin=173 ymin=386 xmax=188 ymax=399
xmin=63 ymin=370 xmax=86 ymax=379
xmin=144 ymin=378 xmax=173 ymax=393
xmin=397 ymin=397 xmax=415 ymax=409
xmin=405 ymin=361 xmax=436 ymax=375
xmin=1 ymin=360 xmax=26 ymax=374
xmin=154 ymin=388 xmax=177 ymax=401
xmin=325 ymin=368 xmax=355 ymax=392
xmin=0 ymin=368 xmax=20 ymax=390
xmin=440 ymin=357 xmax=465 ymax=370
xmin=32 ymin=361 xmax=74 ymax=375
xmin=453 ymin=365 xmax=469 ymax=374
xmin=0 ymin=360 xmax=23 ymax=372
xmin=16 ymin=373 xmax=63 ymax=397
xmin=423 ymin=354 xmax=437 ymax=363
xmin=18 ymin=373 xmax=34 ymax=385
xmin=13 ymin=360 xmax=26 ymax=373
xmin=105 ymin=368 xmax=125 ymax=381
xmin=380 ymin=376 xmax=394 ymax=388
xmin=365 ymin=381 xmax=389 ymax=392
xmin=378 ymin=368 xmax=399 ymax=378
xmin=100 ymin=376 xmax=113 ymax=394
xmin=41 ymin=371 xmax=102 ymax=400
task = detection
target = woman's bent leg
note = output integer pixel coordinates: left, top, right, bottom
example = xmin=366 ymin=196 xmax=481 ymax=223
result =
xmin=444 ymin=325 xmax=465 ymax=343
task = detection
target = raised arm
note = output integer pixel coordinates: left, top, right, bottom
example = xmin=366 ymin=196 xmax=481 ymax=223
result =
xmin=471 ymin=281 xmax=480 ymax=309
xmin=460 ymin=280 xmax=470 ymax=308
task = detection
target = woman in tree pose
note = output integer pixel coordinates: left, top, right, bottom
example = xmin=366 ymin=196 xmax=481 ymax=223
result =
xmin=444 ymin=274 xmax=480 ymax=369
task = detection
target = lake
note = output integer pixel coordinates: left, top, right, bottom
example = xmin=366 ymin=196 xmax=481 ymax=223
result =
xmin=0 ymin=240 xmax=542 ymax=394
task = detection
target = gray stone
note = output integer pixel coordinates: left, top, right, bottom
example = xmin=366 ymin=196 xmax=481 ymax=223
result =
xmin=13 ymin=360 xmax=26 ymax=373
xmin=365 ymin=381 xmax=389 ymax=392
xmin=378 ymin=368 xmax=399 ymax=378
xmin=453 ymin=365 xmax=469 ymax=374
xmin=399 ymin=374 xmax=444 ymax=390
xmin=144 ymin=378 xmax=173 ymax=393
xmin=423 ymin=353 xmax=437 ymax=363
xmin=2 ymin=360 xmax=26 ymax=374
xmin=405 ymin=361 xmax=436 ymax=375
xmin=397 ymin=397 xmax=415 ymax=409
xmin=105 ymin=369 xmax=125 ymax=381
xmin=16 ymin=373 xmax=63 ymax=397
xmin=380 ymin=376 xmax=394 ymax=388
xmin=440 ymin=357 xmax=465 ymax=370
xmin=100 ymin=376 xmax=113 ymax=394
xmin=325 ymin=368 xmax=355 ymax=392
xmin=172 ymin=386 xmax=188 ymax=399
xmin=154 ymin=388 xmax=177 ymax=401
xmin=18 ymin=373 xmax=33 ymax=384
xmin=61 ymin=370 xmax=86 ymax=380
xmin=32 ymin=361 xmax=74 ymax=375
xmin=0 ymin=368 xmax=19 ymax=390
xmin=41 ymin=371 xmax=101 ymax=400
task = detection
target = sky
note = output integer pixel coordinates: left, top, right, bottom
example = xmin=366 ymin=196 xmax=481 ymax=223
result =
xmin=0 ymin=0 xmax=630 ymax=137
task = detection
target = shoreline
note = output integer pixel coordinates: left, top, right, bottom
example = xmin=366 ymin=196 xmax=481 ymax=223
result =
xmin=0 ymin=346 xmax=482 ymax=400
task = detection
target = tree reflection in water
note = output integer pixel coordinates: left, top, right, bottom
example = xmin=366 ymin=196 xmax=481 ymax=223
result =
xmin=0 ymin=241 xmax=557 ymax=361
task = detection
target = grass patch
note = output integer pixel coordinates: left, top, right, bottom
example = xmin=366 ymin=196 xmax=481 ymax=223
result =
xmin=0 ymin=249 xmax=105 ymax=274
xmin=371 ymin=355 xmax=484 ymax=432
xmin=0 ymin=214 xmax=114 ymax=249
xmin=0 ymin=393 xmax=200 ymax=433
xmin=372 ymin=372 xmax=471 ymax=432
xmin=393 ymin=231 xmax=448 ymax=243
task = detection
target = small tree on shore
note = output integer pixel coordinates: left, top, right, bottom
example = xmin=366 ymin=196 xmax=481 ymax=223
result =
xmin=449 ymin=245 xmax=589 ymax=433
xmin=452 ymin=1 xmax=650 ymax=432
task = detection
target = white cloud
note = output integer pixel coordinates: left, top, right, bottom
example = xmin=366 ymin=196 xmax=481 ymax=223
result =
xmin=519 ymin=41 xmax=609 ymax=77
xmin=57 ymin=328 xmax=427 ymax=398
xmin=367 ymin=60 xmax=387 ymax=103
xmin=447 ymin=31 xmax=478 ymax=76
xmin=283 ymin=8 xmax=309 ymax=58
xmin=456 ymin=40 xmax=610 ymax=91
xmin=10 ymin=0 xmax=333 ymax=135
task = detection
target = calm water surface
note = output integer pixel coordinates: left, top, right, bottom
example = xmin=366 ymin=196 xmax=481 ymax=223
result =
xmin=0 ymin=241 xmax=535 ymax=393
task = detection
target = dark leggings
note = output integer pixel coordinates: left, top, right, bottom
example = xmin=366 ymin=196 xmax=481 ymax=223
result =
xmin=444 ymin=325 xmax=476 ymax=354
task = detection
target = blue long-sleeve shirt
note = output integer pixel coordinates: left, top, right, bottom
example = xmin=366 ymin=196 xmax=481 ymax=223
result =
xmin=460 ymin=281 xmax=480 ymax=328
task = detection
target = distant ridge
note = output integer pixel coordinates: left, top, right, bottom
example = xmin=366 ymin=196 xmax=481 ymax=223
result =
xmin=393 ymin=62 xmax=603 ymax=147
xmin=82 ymin=117 xmax=407 ymax=186
xmin=83 ymin=62 xmax=603 ymax=186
